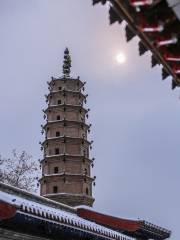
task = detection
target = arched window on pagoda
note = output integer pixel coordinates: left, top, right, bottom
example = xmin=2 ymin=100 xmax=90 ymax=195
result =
xmin=53 ymin=186 xmax=58 ymax=193
xmin=54 ymin=167 xmax=59 ymax=174
xmin=57 ymin=115 xmax=60 ymax=120
xmin=86 ymin=187 xmax=89 ymax=195
xmin=56 ymin=131 xmax=60 ymax=137
xmin=55 ymin=148 xmax=59 ymax=155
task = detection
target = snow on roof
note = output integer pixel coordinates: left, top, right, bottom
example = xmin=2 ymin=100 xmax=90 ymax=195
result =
xmin=45 ymin=153 xmax=83 ymax=158
xmin=50 ymin=89 xmax=84 ymax=95
xmin=0 ymin=183 xmax=134 ymax=240
xmin=0 ymin=182 xmax=75 ymax=213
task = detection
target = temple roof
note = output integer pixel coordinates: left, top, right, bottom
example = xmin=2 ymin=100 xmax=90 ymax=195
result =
xmin=0 ymin=182 xmax=171 ymax=240
xmin=0 ymin=183 xmax=133 ymax=240
xmin=77 ymin=208 xmax=171 ymax=240
xmin=93 ymin=0 xmax=180 ymax=89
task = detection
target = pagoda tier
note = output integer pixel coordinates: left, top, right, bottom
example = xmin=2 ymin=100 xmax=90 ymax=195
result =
xmin=40 ymin=155 xmax=94 ymax=167
xmin=40 ymin=174 xmax=94 ymax=182
xmin=42 ymin=137 xmax=91 ymax=147
xmin=46 ymin=89 xmax=88 ymax=102
xmin=44 ymin=104 xmax=89 ymax=115
xmin=41 ymin=154 xmax=94 ymax=162
xmin=43 ymin=104 xmax=89 ymax=123
xmin=40 ymin=50 xmax=95 ymax=207
xmin=47 ymin=77 xmax=86 ymax=92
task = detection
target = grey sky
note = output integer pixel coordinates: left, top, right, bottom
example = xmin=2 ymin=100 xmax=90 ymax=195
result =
xmin=0 ymin=0 xmax=179 ymax=238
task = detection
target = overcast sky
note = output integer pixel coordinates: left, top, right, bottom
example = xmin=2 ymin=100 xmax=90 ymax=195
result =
xmin=0 ymin=1 xmax=179 ymax=239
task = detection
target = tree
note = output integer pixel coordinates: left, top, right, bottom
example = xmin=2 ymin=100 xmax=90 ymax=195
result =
xmin=0 ymin=150 xmax=39 ymax=192
xmin=63 ymin=48 xmax=71 ymax=78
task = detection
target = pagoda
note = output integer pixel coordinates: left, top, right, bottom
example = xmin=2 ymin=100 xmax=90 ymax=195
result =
xmin=40 ymin=48 xmax=95 ymax=207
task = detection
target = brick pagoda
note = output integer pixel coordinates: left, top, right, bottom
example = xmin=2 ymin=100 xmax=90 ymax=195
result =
xmin=40 ymin=48 xmax=95 ymax=207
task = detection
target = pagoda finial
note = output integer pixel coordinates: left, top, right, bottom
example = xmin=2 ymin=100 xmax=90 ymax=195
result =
xmin=63 ymin=48 xmax=71 ymax=78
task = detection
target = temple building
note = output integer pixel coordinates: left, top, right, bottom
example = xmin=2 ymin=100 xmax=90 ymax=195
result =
xmin=40 ymin=48 xmax=95 ymax=207
xmin=0 ymin=49 xmax=171 ymax=239
xmin=0 ymin=182 xmax=171 ymax=240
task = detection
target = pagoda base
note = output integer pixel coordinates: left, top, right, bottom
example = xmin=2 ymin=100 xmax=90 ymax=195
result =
xmin=44 ymin=193 xmax=95 ymax=207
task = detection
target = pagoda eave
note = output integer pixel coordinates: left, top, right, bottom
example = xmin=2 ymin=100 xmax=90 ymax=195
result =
xmin=41 ymin=155 xmax=93 ymax=163
xmin=44 ymin=104 xmax=88 ymax=114
xmin=42 ymin=136 xmax=91 ymax=146
xmin=48 ymin=76 xmax=85 ymax=88
xmin=47 ymin=89 xmax=87 ymax=100
xmin=40 ymin=173 xmax=94 ymax=181
xmin=43 ymin=120 xmax=90 ymax=130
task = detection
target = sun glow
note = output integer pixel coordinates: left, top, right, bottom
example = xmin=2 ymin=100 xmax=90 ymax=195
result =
xmin=116 ymin=52 xmax=126 ymax=64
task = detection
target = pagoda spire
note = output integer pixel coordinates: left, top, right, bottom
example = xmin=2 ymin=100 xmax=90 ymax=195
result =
xmin=63 ymin=48 xmax=71 ymax=78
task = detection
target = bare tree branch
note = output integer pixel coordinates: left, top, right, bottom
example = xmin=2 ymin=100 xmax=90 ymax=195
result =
xmin=0 ymin=150 xmax=40 ymax=192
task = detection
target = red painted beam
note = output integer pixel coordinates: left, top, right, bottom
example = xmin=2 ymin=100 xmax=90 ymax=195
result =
xmin=77 ymin=208 xmax=141 ymax=232
xmin=130 ymin=0 xmax=153 ymax=7
xmin=0 ymin=201 xmax=16 ymax=220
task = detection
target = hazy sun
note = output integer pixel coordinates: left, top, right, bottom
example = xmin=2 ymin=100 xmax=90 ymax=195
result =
xmin=116 ymin=52 xmax=126 ymax=64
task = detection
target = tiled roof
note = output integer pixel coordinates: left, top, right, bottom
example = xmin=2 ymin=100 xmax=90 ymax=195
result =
xmin=0 ymin=183 xmax=171 ymax=240
xmin=92 ymin=0 xmax=180 ymax=89
xmin=77 ymin=208 xmax=171 ymax=240
xmin=0 ymin=183 xmax=133 ymax=240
